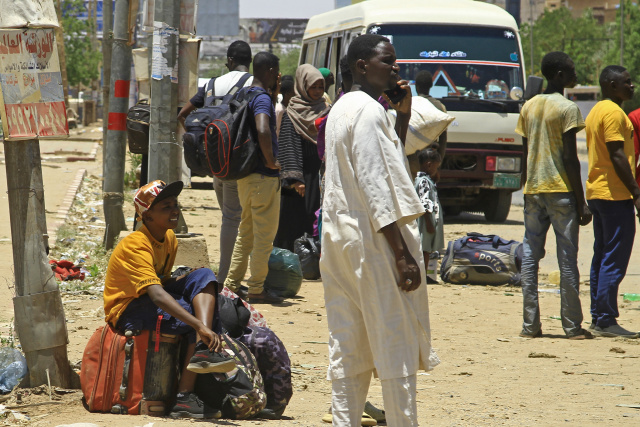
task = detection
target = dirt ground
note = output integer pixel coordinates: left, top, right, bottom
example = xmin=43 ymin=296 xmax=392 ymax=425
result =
xmin=1 ymin=140 xmax=640 ymax=426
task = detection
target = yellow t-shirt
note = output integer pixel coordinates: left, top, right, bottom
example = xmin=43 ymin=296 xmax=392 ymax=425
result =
xmin=515 ymin=93 xmax=585 ymax=194
xmin=103 ymin=225 xmax=177 ymax=326
xmin=586 ymin=100 xmax=635 ymax=201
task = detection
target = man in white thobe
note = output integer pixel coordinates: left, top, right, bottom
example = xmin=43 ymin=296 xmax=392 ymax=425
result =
xmin=321 ymin=34 xmax=439 ymax=426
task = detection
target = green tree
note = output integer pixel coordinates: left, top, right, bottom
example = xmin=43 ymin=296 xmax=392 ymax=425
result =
xmin=60 ymin=0 xmax=101 ymax=88
xmin=521 ymin=7 xmax=607 ymax=85
xmin=603 ymin=0 xmax=640 ymax=112
xmin=275 ymin=47 xmax=301 ymax=77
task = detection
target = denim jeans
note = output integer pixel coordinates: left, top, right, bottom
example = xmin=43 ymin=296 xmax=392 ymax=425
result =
xmin=521 ymin=193 xmax=584 ymax=336
xmin=588 ymin=199 xmax=636 ymax=328
xmin=213 ymin=177 xmax=242 ymax=284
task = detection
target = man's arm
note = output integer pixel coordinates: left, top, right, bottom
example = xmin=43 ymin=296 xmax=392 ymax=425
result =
xmin=380 ymin=222 xmax=421 ymax=292
xmin=562 ymin=128 xmax=592 ymax=225
xmin=437 ymin=131 xmax=447 ymax=160
xmin=177 ymin=101 xmax=197 ymax=130
xmin=146 ymin=284 xmax=222 ymax=352
xmin=607 ymin=140 xmax=640 ymax=213
xmin=385 ymin=80 xmax=412 ymax=145
xmin=255 ymin=113 xmax=280 ymax=170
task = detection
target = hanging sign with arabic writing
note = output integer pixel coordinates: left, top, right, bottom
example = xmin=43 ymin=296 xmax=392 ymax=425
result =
xmin=0 ymin=28 xmax=67 ymax=140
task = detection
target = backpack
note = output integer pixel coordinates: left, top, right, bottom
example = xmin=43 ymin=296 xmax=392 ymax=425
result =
xmin=440 ymin=232 xmax=523 ymax=286
xmin=264 ymin=247 xmax=303 ymax=297
xmin=126 ymin=99 xmax=151 ymax=154
xmin=239 ymin=326 xmax=292 ymax=416
xmin=183 ymin=73 xmax=263 ymax=180
xmin=194 ymin=333 xmax=267 ymax=419
xmin=293 ymin=233 xmax=321 ymax=280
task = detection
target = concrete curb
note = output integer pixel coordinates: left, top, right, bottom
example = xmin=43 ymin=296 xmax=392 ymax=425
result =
xmin=48 ymin=168 xmax=87 ymax=243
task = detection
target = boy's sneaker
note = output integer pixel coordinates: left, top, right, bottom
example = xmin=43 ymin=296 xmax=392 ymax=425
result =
xmin=187 ymin=341 xmax=236 ymax=373
xmin=169 ymin=392 xmax=221 ymax=419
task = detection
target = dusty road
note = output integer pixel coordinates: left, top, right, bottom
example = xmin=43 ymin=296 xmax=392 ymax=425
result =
xmin=1 ymin=127 xmax=640 ymax=426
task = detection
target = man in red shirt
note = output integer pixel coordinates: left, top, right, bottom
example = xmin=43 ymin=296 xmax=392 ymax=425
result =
xmin=627 ymin=107 xmax=640 ymax=187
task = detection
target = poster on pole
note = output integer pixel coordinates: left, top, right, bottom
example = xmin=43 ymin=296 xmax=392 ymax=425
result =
xmin=0 ymin=28 xmax=68 ymax=140
xmin=0 ymin=0 xmax=59 ymax=29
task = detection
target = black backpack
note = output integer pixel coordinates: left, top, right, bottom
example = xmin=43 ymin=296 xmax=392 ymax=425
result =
xmin=126 ymin=99 xmax=150 ymax=154
xmin=183 ymin=74 xmax=263 ymax=180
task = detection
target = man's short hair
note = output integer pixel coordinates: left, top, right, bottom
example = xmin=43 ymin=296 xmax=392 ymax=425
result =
xmin=540 ymin=51 xmax=572 ymax=81
xmin=347 ymin=34 xmax=390 ymax=72
xmin=599 ymin=65 xmax=627 ymax=87
xmin=253 ymin=51 xmax=280 ymax=74
xmin=417 ymin=144 xmax=442 ymax=165
xmin=415 ymin=70 xmax=434 ymax=95
xmin=339 ymin=56 xmax=352 ymax=79
xmin=281 ymin=75 xmax=295 ymax=94
xmin=227 ymin=40 xmax=252 ymax=66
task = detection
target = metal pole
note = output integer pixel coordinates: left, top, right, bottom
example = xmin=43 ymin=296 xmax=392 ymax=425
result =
xmin=103 ymin=0 xmax=133 ymax=249
xmin=620 ymin=0 xmax=624 ymax=66
xmin=148 ymin=0 xmax=188 ymax=232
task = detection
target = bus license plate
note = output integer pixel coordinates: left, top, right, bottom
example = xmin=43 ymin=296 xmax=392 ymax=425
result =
xmin=493 ymin=173 xmax=520 ymax=189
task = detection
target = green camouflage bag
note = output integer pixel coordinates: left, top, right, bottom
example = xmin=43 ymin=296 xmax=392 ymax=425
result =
xmin=194 ymin=333 xmax=267 ymax=419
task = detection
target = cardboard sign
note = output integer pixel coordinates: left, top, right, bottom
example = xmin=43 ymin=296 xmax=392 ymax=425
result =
xmin=0 ymin=28 xmax=68 ymax=140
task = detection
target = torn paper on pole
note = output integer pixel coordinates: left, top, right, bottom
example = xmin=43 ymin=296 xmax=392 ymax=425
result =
xmin=0 ymin=0 xmax=59 ymax=29
xmin=0 ymin=28 xmax=68 ymax=140
xmin=151 ymin=22 xmax=178 ymax=82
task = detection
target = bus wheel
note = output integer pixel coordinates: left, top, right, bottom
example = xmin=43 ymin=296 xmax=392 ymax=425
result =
xmin=484 ymin=190 xmax=511 ymax=223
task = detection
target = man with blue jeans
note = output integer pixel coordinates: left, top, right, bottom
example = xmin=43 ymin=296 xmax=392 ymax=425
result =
xmin=515 ymin=52 xmax=593 ymax=340
xmin=586 ymin=65 xmax=640 ymax=338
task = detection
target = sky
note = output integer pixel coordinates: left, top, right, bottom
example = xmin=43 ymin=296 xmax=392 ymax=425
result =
xmin=239 ymin=0 xmax=336 ymax=19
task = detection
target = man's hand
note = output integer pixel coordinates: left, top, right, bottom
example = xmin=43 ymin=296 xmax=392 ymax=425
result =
xmin=634 ymin=197 xmax=640 ymax=219
xmin=577 ymin=203 xmax=592 ymax=226
xmin=396 ymin=254 xmax=421 ymax=292
xmin=265 ymin=158 xmax=281 ymax=170
xmin=292 ymin=182 xmax=305 ymax=197
xmin=384 ymin=79 xmax=412 ymax=115
xmin=196 ymin=323 xmax=223 ymax=353
xmin=270 ymin=73 xmax=282 ymax=105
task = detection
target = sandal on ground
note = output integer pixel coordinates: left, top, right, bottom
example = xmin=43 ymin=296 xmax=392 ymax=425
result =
xmin=322 ymin=407 xmax=377 ymax=426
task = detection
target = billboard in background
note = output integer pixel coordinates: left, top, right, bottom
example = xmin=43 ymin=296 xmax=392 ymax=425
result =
xmin=239 ymin=18 xmax=307 ymax=44
xmin=0 ymin=28 xmax=68 ymax=139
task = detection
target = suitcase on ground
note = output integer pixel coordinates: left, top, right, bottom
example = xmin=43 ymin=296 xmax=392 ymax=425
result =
xmin=80 ymin=324 xmax=181 ymax=415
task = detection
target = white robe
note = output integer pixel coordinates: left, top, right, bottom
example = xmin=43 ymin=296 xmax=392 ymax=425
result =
xmin=321 ymin=91 xmax=440 ymax=381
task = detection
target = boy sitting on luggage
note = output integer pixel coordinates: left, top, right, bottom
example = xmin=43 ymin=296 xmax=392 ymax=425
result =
xmin=103 ymin=180 xmax=235 ymax=419
xmin=414 ymin=145 xmax=445 ymax=278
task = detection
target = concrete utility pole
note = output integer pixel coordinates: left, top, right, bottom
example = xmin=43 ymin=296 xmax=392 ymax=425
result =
xmin=529 ymin=0 xmax=534 ymax=74
xmin=148 ymin=0 xmax=187 ymax=231
xmin=102 ymin=0 xmax=114 ymax=157
xmin=54 ymin=0 xmax=70 ymax=107
xmin=103 ymin=0 xmax=133 ymax=249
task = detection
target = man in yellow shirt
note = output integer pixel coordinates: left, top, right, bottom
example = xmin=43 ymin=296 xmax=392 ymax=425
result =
xmin=515 ymin=51 xmax=592 ymax=340
xmin=586 ymin=65 xmax=640 ymax=338
xmin=103 ymin=180 xmax=235 ymax=418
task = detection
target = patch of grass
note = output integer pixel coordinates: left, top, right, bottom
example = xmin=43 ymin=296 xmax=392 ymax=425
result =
xmin=124 ymin=153 xmax=142 ymax=189
xmin=0 ymin=320 xmax=16 ymax=349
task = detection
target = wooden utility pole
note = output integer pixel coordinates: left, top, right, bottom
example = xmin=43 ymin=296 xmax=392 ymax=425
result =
xmin=0 ymin=3 xmax=73 ymax=389
xmin=5 ymin=142 xmax=73 ymax=388
xmin=103 ymin=0 xmax=133 ymax=249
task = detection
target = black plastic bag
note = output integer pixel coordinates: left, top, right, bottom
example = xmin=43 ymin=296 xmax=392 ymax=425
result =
xmin=293 ymin=233 xmax=321 ymax=280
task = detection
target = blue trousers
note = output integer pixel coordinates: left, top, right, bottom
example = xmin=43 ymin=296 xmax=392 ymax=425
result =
xmin=116 ymin=268 xmax=220 ymax=343
xmin=588 ymin=199 xmax=636 ymax=327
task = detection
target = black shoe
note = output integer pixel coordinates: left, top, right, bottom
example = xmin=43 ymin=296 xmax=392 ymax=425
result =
xmin=169 ymin=392 xmax=221 ymax=419
xmin=235 ymin=287 xmax=249 ymax=300
xmin=588 ymin=321 xmax=596 ymax=330
xmin=567 ymin=329 xmax=594 ymax=340
xmin=247 ymin=291 xmax=285 ymax=304
xmin=519 ymin=329 xmax=542 ymax=338
xmin=187 ymin=341 xmax=236 ymax=373
xmin=592 ymin=324 xmax=639 ymax=338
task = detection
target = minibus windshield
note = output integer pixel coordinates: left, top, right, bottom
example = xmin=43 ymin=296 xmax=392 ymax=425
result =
xmin=368 ymin=24 xmax=524 ymax=112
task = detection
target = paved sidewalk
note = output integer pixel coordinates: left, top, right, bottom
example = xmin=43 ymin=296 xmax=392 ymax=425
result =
xmin=0 ymin=122 xmax=104 ymax=321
